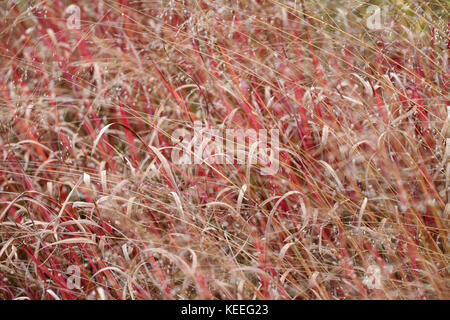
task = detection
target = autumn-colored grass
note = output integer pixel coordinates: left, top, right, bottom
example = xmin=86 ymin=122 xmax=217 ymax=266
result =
xmin=0 ymin=0 xmax=448 ymax=299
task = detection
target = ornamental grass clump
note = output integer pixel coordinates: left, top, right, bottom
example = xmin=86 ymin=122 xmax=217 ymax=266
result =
xmin=0 ymin=0 xmax=448 ymax=299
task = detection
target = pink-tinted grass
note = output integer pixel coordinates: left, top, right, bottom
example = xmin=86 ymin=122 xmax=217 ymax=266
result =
xmin=0 ymin=0 xmax=448 ymax=299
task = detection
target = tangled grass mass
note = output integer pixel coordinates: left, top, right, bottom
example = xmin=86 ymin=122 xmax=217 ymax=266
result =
xmin=0 ymin=0 xmax=448 ymax=299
